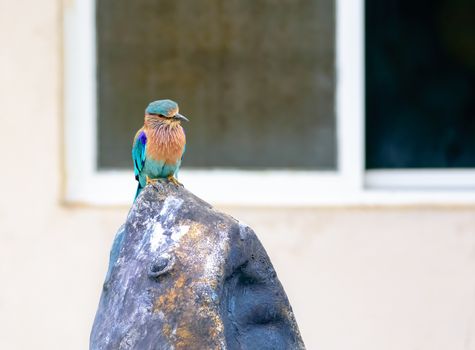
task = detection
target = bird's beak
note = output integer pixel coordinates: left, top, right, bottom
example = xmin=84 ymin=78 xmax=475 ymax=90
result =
xmin=174 ymin=113 xmax=189 ymax=122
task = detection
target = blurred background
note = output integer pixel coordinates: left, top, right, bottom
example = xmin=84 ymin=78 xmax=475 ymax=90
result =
xmin=1 ymin=0 xmax=475 ymax=349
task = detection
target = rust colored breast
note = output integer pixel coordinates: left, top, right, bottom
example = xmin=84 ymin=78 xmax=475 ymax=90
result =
xmin=146 ymin=125 xmax=186 ymax=164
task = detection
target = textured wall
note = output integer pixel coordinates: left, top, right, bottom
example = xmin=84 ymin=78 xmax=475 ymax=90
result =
xmin=1 ymin=1 xmax=475 ymax=349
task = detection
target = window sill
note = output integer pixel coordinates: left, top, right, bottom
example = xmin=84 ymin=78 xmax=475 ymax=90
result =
xmin=65 ymin=169 xmax=475 ymax=207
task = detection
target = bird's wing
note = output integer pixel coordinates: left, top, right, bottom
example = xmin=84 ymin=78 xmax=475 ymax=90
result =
xmin=132 ymin=129 xmax=147 ymax=180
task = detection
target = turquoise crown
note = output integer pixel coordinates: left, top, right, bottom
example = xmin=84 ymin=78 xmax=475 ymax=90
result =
xmin=145 ymin=99 xmax=178 ymax=116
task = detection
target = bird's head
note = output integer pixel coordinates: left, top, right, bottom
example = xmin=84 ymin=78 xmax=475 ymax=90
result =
xmin=144 ymin=99 xmax=189 ymax=127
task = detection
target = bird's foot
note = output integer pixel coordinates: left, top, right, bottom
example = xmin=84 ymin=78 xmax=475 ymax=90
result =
xmin=167 ymin=176 xmax=183 ymax=187
xmin=146 ymin=175 xmax=159 ymax=185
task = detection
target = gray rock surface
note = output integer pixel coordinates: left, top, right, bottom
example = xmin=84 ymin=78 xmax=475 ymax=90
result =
xmin=90 ymin=180 xmax=305 ymax=350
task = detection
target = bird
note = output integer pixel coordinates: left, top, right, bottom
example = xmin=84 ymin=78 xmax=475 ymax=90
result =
xmin=132 ymin=99 xmax=189 ymax=200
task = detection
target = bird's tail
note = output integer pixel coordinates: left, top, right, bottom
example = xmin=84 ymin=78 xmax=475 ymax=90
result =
xmin=134 ymin=183 xmax=143 ymax=201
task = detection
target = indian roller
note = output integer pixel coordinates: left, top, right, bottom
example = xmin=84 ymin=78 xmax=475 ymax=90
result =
xmin=132 ymin=99 xmax=188 ymax=200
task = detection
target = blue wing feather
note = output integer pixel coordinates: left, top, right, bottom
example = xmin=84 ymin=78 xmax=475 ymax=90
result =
xmin=132 ymin=130 xmax=147 ymax=179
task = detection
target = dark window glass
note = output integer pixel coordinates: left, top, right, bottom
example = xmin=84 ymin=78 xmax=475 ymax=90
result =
xmin=366 ymin=0 xmax=475 ymax=169
xmin=97 ymin=0 xmax=336 ymax=170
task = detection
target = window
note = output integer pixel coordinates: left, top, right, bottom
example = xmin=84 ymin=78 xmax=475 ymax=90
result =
xmin=97 ymin=0 xmax=337 ymax=170
xmin=366 ymin=0 xmax=475 ymax=169
xmin=364 ymin=0 xmax=475 ymax=191
xmin=64 ymin=0 xmax=475 ymax=205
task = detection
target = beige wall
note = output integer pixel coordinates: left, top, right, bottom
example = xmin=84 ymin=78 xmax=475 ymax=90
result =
xmin=1 ymin=1 xmax=475 ymax=349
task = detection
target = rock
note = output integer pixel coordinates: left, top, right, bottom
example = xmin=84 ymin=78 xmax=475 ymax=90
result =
xmin=90 ymin=180 xmax=306 ymax=350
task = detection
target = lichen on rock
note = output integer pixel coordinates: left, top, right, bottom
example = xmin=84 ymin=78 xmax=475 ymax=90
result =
xmin=90 ymin=180 xmax=305 ymax=350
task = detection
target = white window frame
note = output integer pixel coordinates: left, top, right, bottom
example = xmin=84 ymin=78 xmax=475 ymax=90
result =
xmin=64 ymin=0 xmax=475 ymax=206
